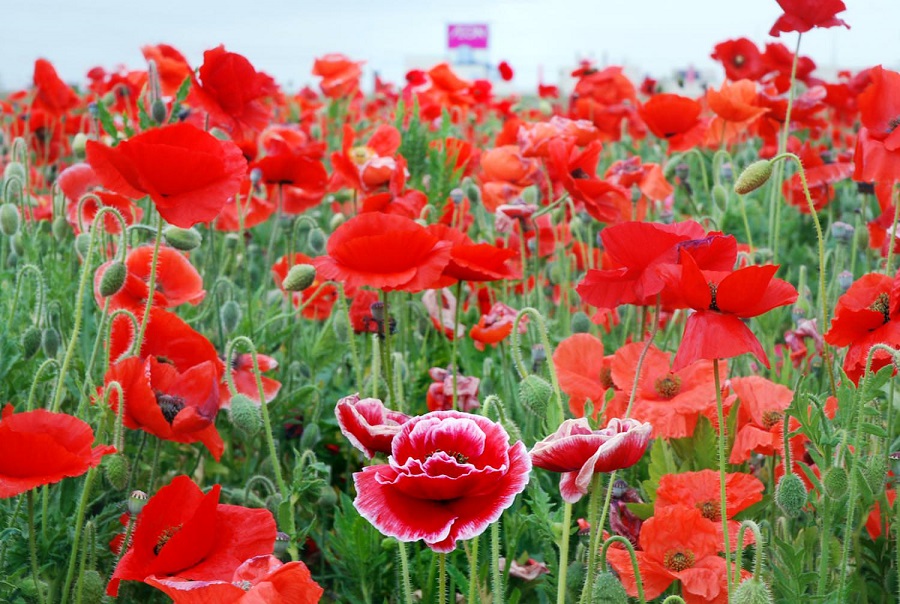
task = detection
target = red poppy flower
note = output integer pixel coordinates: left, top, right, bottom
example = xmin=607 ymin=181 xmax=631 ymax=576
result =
xmin=426 ymin=367 xmax=481 ymax=412
xmin=782 ymin=144 xmax=852 ymax=213
xmin=354 ymin=411 xmax=530 ymax=553
xmin=189 ymin=45 xmax=276 ymax=141
xmin=866 ymin=489 xmax=897 ymax=541
xmin=671 ymin=251 xmax=798 ymax=371
xmin=469 ymin=302 xmax=523 ymax=351
xmin=58 ymin=163 xmax=144 ymax=235
xmin=86 ymin=123 xmax=247 ymax=227
xmin=142 ymin=44 xmax=192 ymax=96
xmin=214 ymin=179 xmax=276 ymax=231
xmin=107 ymin=475 xmax=276 ymax=596
xmin=426 ymin=224 xmax=518 ymax=285
xmin=727 ymin=376 xmax=800 ymax=464
xmin=637 ymin=94 xmax=708 ymax=152
xmin=335 ymin=393 xmax=410 ymax=459
xmin=95 ymin=245 xmax=205 ymax=312
xmin=546 ymin=139 xmax=627 ymax=223
xmin=0 ymin=405 xmax=115 ymax=498
xmin=606 ymin=505 xmax=748 ymax=602
xmin=314 ymin=213 xmax=452 ymax=293
xmin=552 ymin=333 xmax=613 ymax=417
xmin=769 ymin=0 xmax=849 ymax=37
xmin=146 ymin=554 xmax=323 ymax=603
xmin=605 ymin=156 xmax=673 ymax=203
xmin=824 ymin=270 xmax=900 ymax=383
xmin=656 ymin=470 xmax=764 ymax=551
xmin=272 ymin=253 xmax=337 ymax=321
xmin=710 ymin=38 xmax=766 ymax=82
xmin=312 ymin=53 xmax=364 ymax=99
xmin=220 ymin=353 xmax=281 ymax=408
xmin=347 ymin=289 xmax=381 ymax=333
xmin=530 ymin=418 xmax=651 ymax=503
xmin=498 ymin=61 xmax=514 ymax=81
xmin=854 ymin=66 xmax=900 ymax=184
xmin=251 ymin=140 xmax=328 ymax=190
xmin=706 ymin=80 xmax=768 ymax=123
xmin=32 ymin=58 xmax=79 ymax=117
xmin=104 ymin=357 xmax=224 ymax=460
xmin=607 ymin=342 xmax=724 ymax=440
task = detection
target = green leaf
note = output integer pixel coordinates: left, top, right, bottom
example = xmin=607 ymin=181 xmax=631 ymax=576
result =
xmin=94 ymin=101 xmax=118 ymax=140
xmin=624 ymin=502 xmax=654 ymax=520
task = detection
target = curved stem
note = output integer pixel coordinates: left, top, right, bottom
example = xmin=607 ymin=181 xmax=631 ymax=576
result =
xmin=511 ymin=307 xmax=564 ymax=426
xmin=26 ymin=359 xmax=59 ymax=411
xmin=599 ymin=535 xmax=645 ymax=603
xmin=735 ymin=520 xmax=765 ymax=578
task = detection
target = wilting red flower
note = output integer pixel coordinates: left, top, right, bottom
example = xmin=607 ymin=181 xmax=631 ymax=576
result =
xmin=607 ymin=342 xmax=724 ymax=440
xmin=637 ymin=94 xmax=707 ymax=152
xmin=497 ymin=61 xmax=514 ymax=81
xmin=314 ymin=213 xmax=452 ymax=293
xmin=671 ymin=251 xmax=798 ymax=371
xmin=348 ymin=289 xmax=381 ymax=333
xmin=656 ymin=470 xmax=764 ymax=551
xmin=769 ymin=0 xmax=849 ymax=37
xmin=58 ymin=163 xmax=144 ymax=235
xmin=469 ymin=302 xmax=524 ymax=351
xmin=783 ymin=143 xmax=852 ymax=213
xmin=710 ymin=38 xmax=766 ymax=82
xmin=499 ymin=557 xmax=549 ymax=581
xmin=824 ymin=270 xmax=900 ymax=383
xmin=426 ymin=224 xmax=518 ymax=285
xmin=854 ymin=66 xmax=900 ymax=184
xmin=32 ymin=58 xmax=79 ymax=117
xmin=530 ymin=418 xmax=651 ymax=503
xmin=95 ymin=246 xmax=205 ymax=312
xmin=271 ymin=253 xmax=337 ymax=321
xmin=146 ymin=554 xmax=323 ymax=603
xmin=426 ymin=367 xmax=480 ymax=412
xmin=312 ymin=53 xmax=364 ymax=99
xmin=553 ymin=333 xmax=613 ymax=417
xmin=606 ymin=505 xmax=748 ymax=602
xmin=86 ymin=123 xmax=247 ymax=227
xmin=727 ymin=376 xmax=799 ymax=463
xmin=0 ymin=405 xmax=115 ymax=498
xmin=105 ymin=357 xmax=224 ymax=460
xmin=608 ymin=479 xmax=644 ymax=547
xmin=142 ymin=44 xmax=192 ymax=95
xmin=353 ymin=411 xmax=530 ymax=553
xmin=108 ymin=475 xmax=276 ymax=596
xmin=422 ymin=288 xmax=465 ymax=339
xmin=335 ymin=393 xmax=410 ymax=458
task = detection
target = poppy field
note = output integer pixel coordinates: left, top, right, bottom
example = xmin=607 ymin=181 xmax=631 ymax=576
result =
xmin=2 ymin=0 xmax=899 ymax=602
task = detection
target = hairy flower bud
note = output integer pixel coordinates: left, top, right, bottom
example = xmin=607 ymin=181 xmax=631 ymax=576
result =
xmin=41 ymin=327 xmax=60 ymax=357
xmin=775 ymin=473 xmax=807 ymax=517
xmin=103 ymin=453 xmax=130 ymax=490
xmin=52 ymin=216 xmax=71 ymax=242
xmin=0 ymin=203 xmax=20 ymax=236
xmin=712 ymin=183 xmax=728 ymax=210
xmin=75 ymin=233 xmax=91 ymax=260
xmin=591 ymin=571 xmax=629 ymax=604
xmin=731 ymin=577 xmax=775 ymax=604
xmin=163 ymin=226 xmax=202 ymax=251
xmin=822 ymin=466 xmax=849 ymax=499
xmin=220 ymin=300 xmax=242 ymax=333
xmin=151 ymin=99 xmax=168 ymax=125
xmin=21 ymin=327 xmax=41 ymax=359
xmin=79 ymin=570 xmax=105 ymax=604
xmin=865 ymin=455 xmax=887 ymax=496
xmin=734 ymin=160 xmax=773 ymax=195
xmin=230 ymin=394 xmax=261 ymax=438
xmin=99 ymin=261 xmax=127 ymax=297
xmin=571 ymin=311 xmax=592 ymax=334
xmin=308 ymin=227 xmax=327 ymax=254
xmin=283 ymin=263 xmax=317 ymax=292
xmin=518 ymin=374 xmax=553 ymax=416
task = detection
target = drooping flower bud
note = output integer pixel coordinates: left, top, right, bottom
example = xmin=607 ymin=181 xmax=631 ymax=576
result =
xmin=21 ymin=327 xmax=41 ymax=359
xmin=571 ymin=311 xmax=592 ymax=334
xmin=775 ymin=473 xmax=807 ymax=517
xmin=712 ymin=183 xmax=728 ymax=210
xmin=734 ymin=160 xmax=773 ymax=195
xmin=163 ymin=225 xmax=202 ymax=251
xmin=308 ymin=227 xmax=327 ymax=254
xmin=74 ymin=233 xmax=91 ymax=259
xmin=3 ymin=161 xmax=27 ymax=188
xmin=731 ymin=577 xmax=775 ymax=604
xmin=79 ymin=570 xmax=105 ymax=604
xmin=151 ymin=99 xmax=168 ymax=125
xmin=283 ymin=263 xmax=317 ymax=292
xmin=229 ymin=394 xmax=261 ymax=437
xmin=99 ymin=261 xmax=127 ymax=298
xmin=822 ymin=466 xmax=849 ymax=499
xmin=103 ymin=453 xmax=130 ymax=490
xmin=0 ymin=203 xmax=20 ymax=236
xmin=52 ymin=216 xmax=71 ymax=242
xmin=220 ymin=300 xmax=242 ymax=333
xmin=41 ymin=327 xmax=61 ymax=357
xmin=518 ymin=374 xmax=553 ymax=416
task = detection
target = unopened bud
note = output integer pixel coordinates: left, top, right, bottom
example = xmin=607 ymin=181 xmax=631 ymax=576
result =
xmin=52 ymin=216 xmax=71 ymax=241
xmin=99 ymin=261 xmax=127 ymax=298
xmin=229 ymin=393 xmax=261 ymax=438
xmin=463 ymin=180 xmax=482 ymax=205
xmin=10 ymin=232 xmax=24 ymax=257
xmin=21 ymin=326 xmax=41 ymax=359
xmin=734 ymin=160 xmax=773 ymax=195
xmin=103 ymin=453 xmax=130 ymax=490
xmin=328 ymin=213 xmax=345 ymax=231
xmin=127 ymin=490 xmax=149 ymax=514
xmin=865 ymin=455 xmax=887 ymax=496
xmin=79 ymin=570 xmax=105 ymax=604
xmin=712 ymin=183 xmax=728 ymax=210
xmin=3 ymin=161 xmax=26 ymax=188
xmin=41 ymin=327 xmax=60 ymax=357
xmin=775 ymin=473 xmax=807 ymax=517
xmin=308 ymin=227 xmax=327 ymax=254
xmin=823 ymin=466 xmax=849 ymax=499
xmin=151 ymin=99 xmax=168 ymax=125
xmin=221 ymin=300 xmax=242 ymax=333
xmin=0 ymin=203 xmax=20 ymax=236
xmin=72 ymin=132 xmax=89 ymax=158
xmin=591 ymin=571 xmax=629 ymax=604
xmin=731 ymin=576 xmax=775 ymax=604
xmin=518 ymin=374 xmax=553 ymax=415
xmin=571 ymin=311 xmax=592 ymax=334
xmin=283 ymin=263 xmax=317 ymax=292
xmin=75 ymin=233 xmax=91 ymax=259
xmin=163 ymin=226 xmax=202 ymax=251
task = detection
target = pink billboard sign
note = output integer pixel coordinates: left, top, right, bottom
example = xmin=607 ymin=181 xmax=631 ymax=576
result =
xmin=448 ymin=24 xmax=489 ymax=49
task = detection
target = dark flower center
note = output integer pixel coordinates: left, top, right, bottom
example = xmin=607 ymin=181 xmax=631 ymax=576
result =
xmin=156 ymin=393 xmax=185 ymax=424
xmin=154 ymin=524 xmax=182 ymax=555
xmin=733 ymin=54 xmax=746 ymax=67
xmin=664 ymin=549 xmax=695 ymax=572
xmin=570 ymin=167 xmax=591 ymax=180
xmin=598 ymin=366 xmax=614 ymax=389
xmin=696 ymin=500 xmax=721 ymax=521
xmin=762 ymin=410 xmax=783 ymax=429
xmin=708 ymin=282 xmax=719 ymax=311
xmin=429 ymin=449 xmax=469 ymax=464
xmin=889 ymin=116 xmax=900 ymax=134
xmin=870 ymin=292 xmax=891 ymax=324
xmin=654 ymin=375 xmax=682 ymax=399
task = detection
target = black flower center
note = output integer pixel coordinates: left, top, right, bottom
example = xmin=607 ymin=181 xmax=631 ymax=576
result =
xmin=154 ymin=524 xmax=182 ymax=555
xmin=762 ymin=410 xmax=783 ymax=429
xmin=696 ymin=500 xmax=721 ymax=521
xmin=708 ymin=283 xmax=719 ymax=311
xmin=156 ymin=393 xmax=185 ymax=424
xmin=598 ymin=366 xmax=614 ymax=389
xmin=664 ymin=549 xmax=695 ymax=572
xmin=870 ymin=292 xmax=891 ymax=324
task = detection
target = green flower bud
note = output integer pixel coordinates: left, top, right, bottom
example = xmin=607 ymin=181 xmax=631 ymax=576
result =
xmin=151 ymin=99 xmax=168 ymax=125
xmin=128 ymin=490 xmax=149 ymax=515
xmin=518 ymin=374 xmax=553 ymax=416
xmin=299 ymin=422 xmax=321 ymax=452
xmin=41 ymin=327 xmax=60 ymax=357
xmin=332 ymin=312 xmax=349 ymax=343
xmin=571 ymin=311 xmax=592 ymax=334
xmin=52 ymin=216 xmax=71 ymax=241
xmin=866 ymin=455 xmax=887 ymax=496
xmin=591 ymin=571 xmax=629 ymax=604
xmin=328 ymin=213 xmax=345 ymax=231
xmin=163 ymin=225 xmax=202 ymax=251
xmin=823 ymin=466 xmax=849 ymax=500
xmin=229 ymin=394 xmax=261 ymax=438
xmin=734 ymin=160 xmax=773 ymax=195
xmin=21 ymin=326 xmax=42 ymax=359
xmin=10 ymin=231 xmax=24 ymax=257
xmin=99 ymin=261 xmax=127 ymax=298
xmin=318 ymin=485 xmax=337 ymax=507
xmin=19 ymin=577 xmax=48 ymax=601
xmin=308 ymin=227 xmax=327 ymax=254
xmin=463 ymin=179 xmax=482 ymax=205
xmin=72 ymin=132 xmax=89 ymax=158
xmin=522 ymin=185 xmax=539 ymax=205
xmin=3 ymin=161 xmax=27 ymax=188
xmin=0 ymin=202 xmax=20 ymax=236
xmin=712 ymin=183 xmax=728 ymax=210
xmin=78 ymin=569 xmax=105 ymax=604
xmin=103 ymin=453 xmax=130 ymax=490
xmin=221 ymin=300 xmax=242 ymax=333
xmin=775 ymin=473 xmax=807 ymax=517
xmin=283 ymin=263 xmax=317 ymax=292
xmin=731 ymin=576 xmax=775 ymax=604
xmin=381 ymin=537 xmax=397 ymax=551
xmin=75 ymin=233 xmax=91 ymax=259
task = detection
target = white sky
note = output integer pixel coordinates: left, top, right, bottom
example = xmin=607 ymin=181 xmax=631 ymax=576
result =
xmin=1 ymin=0 xmax=898 ymax=92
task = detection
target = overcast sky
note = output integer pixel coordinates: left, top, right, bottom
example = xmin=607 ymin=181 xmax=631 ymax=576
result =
xmin=1 ymin=0 xmax=898 ymax=92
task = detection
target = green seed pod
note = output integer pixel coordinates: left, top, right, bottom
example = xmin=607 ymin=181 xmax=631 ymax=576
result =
xmin=103 ymin=453 xmax=130 ymax=490
xmin=775 ymin=473 xmax=807 ymax=518
xmin=229 ymin=394 xmax=261 ymax=438
xmin=865 ymin=455 xmax=887 ymax=496
xmin=72 ymin=132 xmax=89 ymax=158
xmin=221 ymin=300 xmax=242 ymax=334
xmin=21 ymin=327 xmax=42 ymax=359
xmin=0 ymin=202 xmax=20 ymax=236
xmin=163 ymin=225 xmax=202 ymax=251
xmin=822 ymin=466 xmax=849 ymax=500
xmin=128 ymin=490 xmax=149 ymax=515
xmin=283 ymin=263 xmax=317 ymax=292
xmin=99 ymin=261 xmax=128 ymax=298
xmin=52 ymin=216 xmax=71 ymax=241
xmin=274 ymin=531 xmax=290 ymax=557
xmin=730 ymin=577 xmax=775 ymax=604
xmin=712 ymin=183 xmax=728 ymax=210
xmin=518 ymin=374 xmax=553 ymax=416
xmin=41 ymin=327 xmax=61 ymax=357
xmin=571 ymin=311 xmax=592 ymax=334
xmin=10 ymin=231 xmax=24 ymax=256
xmin=151 ymin=99 xmax=168 ymax=125
xmin=75 ymin=232 xmax=91 ymax=259
xmin=591 ymin=571 xmax=629 ymax=604
xmin=734 ymin=160 xmax=773 ymax=195
xmin=78 ymin=569 xmax=105 ymax=604
xmin=308 ymin=227 xmax=327 ymax=254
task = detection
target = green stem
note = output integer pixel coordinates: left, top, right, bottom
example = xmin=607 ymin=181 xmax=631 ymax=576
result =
xmin=381 ymin=291 xmax=396 ymax=405
xmin=438 ymin=552 xmax=447 ymax=604
xmin=397 ymin=540 xmax=414 ymax=604
xmin=133 ymin=215 xmax=165 ymax=358
xmin=27 ymin=491 xmax=45 ymax=604
xmin=556 ymin=502 xmax=573 ymax=604
xmin=511 ymin=307 xmax=565 ymax=426
xmin=467 ymin=535 xmax=480 ymax=604
xmin=817 ymin=497 xmax=832 ymax=595
xmin=491 ymin=519 xmax=504 ymax=604
xmin=578 ymin=474 xmax=606 ymax=604
xmin=599 ymin=535 xmax=645 ymax=603
xmin=713 ymin=358 xmax=733 ymax=598
xmin=452 ymin=281 xmax=464 ymax=408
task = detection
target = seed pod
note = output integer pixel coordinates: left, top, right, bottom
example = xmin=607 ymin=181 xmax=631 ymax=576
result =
xmin=128 ymin=490 xmax=149 ymax=515
xmin=734 ymin=160 xmax=773 ymax=195
xmin=229 ymin=394 xmax=261 ymax=438
xmin=99 ymin=261 xmax=127 ymax=297
xmin=163 ymin=226 xmax=202 ymax=251
xmin=274 ymin=531 xmax=291 ymax=557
